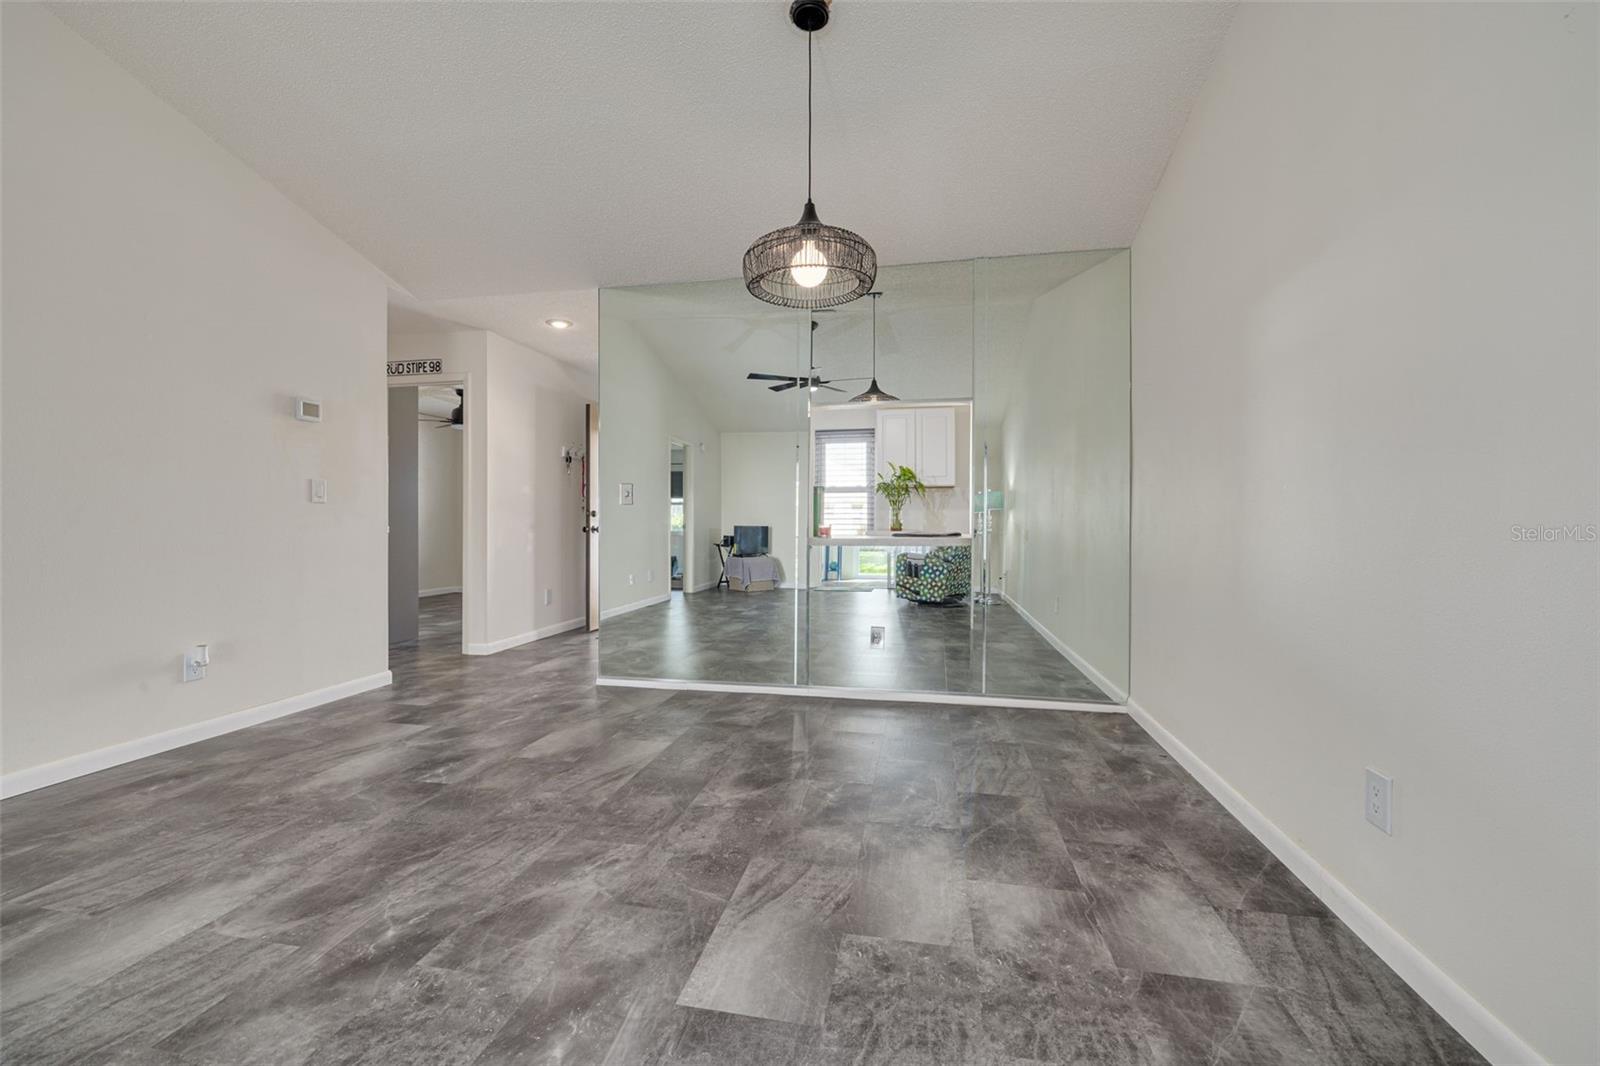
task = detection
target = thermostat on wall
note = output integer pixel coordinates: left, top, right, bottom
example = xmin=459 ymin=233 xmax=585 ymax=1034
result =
xmin=294 ymin=397 xmax=322 ymax=422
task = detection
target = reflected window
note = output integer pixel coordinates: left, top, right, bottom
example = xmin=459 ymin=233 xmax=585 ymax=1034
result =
xmin=857 ymin=548 xmax=888 ymax=575
xmin=815 ymin=429 xmax=874 ymax=536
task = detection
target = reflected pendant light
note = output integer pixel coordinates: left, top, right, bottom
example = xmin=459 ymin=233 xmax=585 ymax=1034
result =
xmin=742 ymin=0 xmax=877 ymax=310
xmin=850 ymin=292 xmax=898 ymax=403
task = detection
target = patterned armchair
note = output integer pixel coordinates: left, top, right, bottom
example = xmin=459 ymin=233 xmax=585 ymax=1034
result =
xmin=894 ymin=546 xmax=973 ymax=604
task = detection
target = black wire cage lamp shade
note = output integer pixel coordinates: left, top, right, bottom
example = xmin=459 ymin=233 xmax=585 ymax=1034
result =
xmin=743 ymin=202 xmax=877 ymax=309
xmin=743 ymin=0 xmax=877 ymax=310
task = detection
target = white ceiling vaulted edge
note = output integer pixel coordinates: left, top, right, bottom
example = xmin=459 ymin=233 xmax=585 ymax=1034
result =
xmin=51 ymin=1 xmax=1235 ymax=302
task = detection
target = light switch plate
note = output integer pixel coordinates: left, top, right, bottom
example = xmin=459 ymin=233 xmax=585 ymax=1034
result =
xmin=309 ymin=478 xmax=328 ymax=504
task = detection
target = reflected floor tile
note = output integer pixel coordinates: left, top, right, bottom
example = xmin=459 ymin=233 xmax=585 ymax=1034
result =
xmin=651 ymin=1007 xmax=822 ymax=1065
xmin=474 ymin=902 xmax=702 ymax=1065
xmin=837 ymin=825 xmax=970 ymax=947
xmin=676 ymin=857 xmax=855 ymax=1027
xmin=823 ymin=935 xmax=984 ymax=1064
xmin=968 ymin=879 xmax=1113 ymax=973
xmin=0 ymin=930 xmax=297 ymax=1065
xmin=974 ymin=950 xmax=1152 ymax=1064
xmin=869 ymin=755 xmax=962 ymax=831
xmin=1072 ymin=842 xmax=1262 ymax=987
xmin=961 ymin=794 xmax=1081 ymax=891
xmin=956 ymin=742 xmax=1042 ymax=798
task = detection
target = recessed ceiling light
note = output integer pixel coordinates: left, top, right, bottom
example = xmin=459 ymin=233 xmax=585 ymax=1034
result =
xmin=545 ymin=318 xmax=573 ymax=330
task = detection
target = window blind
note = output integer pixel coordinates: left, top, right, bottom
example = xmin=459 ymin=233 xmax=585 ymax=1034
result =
xmin=815 ymin=429 xmax=875 ymax=536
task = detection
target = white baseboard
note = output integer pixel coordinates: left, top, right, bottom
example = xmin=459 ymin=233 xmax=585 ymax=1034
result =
xmin=687 ymin=580 xmax=716 ymax=594
xmin=419 ymin=585 xmax=462 ymax=597
xmin=1000 ymin=592 xmax=1128 ymax=703
xmin=596 ymin=675 xmax=1123 ymax=714
xmin=1125 ymin=697 xmax=1543 ymax=1066
xmin=599 ymin=593 xmax=671 ymax=621
xmin=464 ymin=617 xmax=585 ymax=655
xmin=0 ymin=670 xmax=393 ymax=800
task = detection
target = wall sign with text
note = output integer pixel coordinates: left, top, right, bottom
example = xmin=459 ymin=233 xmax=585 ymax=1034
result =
xmin=387 ymin=359 xmax=443 ymax=376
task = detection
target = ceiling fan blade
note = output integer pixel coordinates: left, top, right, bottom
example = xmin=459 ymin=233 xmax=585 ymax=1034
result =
xmin=817 ymin=384 xmax=846 ymax=392
xmin=768 ymin=382 xmax=801 ymax=392
xmin=747 ymin=372 xmax=798 ymax=381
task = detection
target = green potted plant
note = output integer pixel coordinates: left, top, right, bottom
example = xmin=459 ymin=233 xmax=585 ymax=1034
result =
xmin=876 ymin=463 xmax=926 ymax=532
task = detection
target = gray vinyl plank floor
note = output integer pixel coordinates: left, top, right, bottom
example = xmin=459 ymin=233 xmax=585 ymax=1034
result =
xmin=600 ymin=587 xmax=1116 ymax=703
xmin=0 ymin=595 xmax=1485 ymax=1064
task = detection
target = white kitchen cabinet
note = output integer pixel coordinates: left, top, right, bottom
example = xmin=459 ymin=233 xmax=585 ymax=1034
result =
xmin=874 ymin=405 xmax=957 ymax=487
xmin=915 ymin=407 xmax=957 ymax=486
xmin=876 ymin=409 xmax=916 ymax=473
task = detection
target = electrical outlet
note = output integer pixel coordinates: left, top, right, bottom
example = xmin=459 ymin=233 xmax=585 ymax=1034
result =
xmin=1053 ymin=595 xmax=1060 ymax=615
xmin=182 ymin=644 xmax=210 ymax=683
xmin=543 ymin=588 xmax=553 ymax=606
xmin=628 ymin=573 xmax=635 ymax=586
xmin=646 ymin=568 xmax=654 ymax=584
xmin=1365 ymin=768 xmax=1393 ymax=834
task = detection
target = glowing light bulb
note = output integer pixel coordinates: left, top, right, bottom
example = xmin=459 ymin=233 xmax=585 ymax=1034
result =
xmin=789 ymin=241 xmax=829 ymax=288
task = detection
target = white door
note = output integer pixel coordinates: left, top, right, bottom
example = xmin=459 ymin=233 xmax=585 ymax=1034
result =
xmin=916 ymin=407 xmax=957 ymax=486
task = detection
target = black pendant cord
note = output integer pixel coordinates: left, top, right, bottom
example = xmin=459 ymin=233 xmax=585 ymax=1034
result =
xmin=806 ymin=30 xmax=813 ymax=204
xmin=870 ymin=292 xmax=878 ymax=377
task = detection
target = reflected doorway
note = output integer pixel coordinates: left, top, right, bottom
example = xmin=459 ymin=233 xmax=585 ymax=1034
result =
xmin=668 ymin=442 xmax=688 ymax=597
xmin=387 ymin=380 xmax=466 ymax=659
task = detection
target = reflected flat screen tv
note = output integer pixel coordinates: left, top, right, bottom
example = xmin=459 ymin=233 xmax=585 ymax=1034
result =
xmin=733 ymin=525 xmax=769 ymax=557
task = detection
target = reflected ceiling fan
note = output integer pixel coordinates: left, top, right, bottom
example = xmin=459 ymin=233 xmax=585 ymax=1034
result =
xmin=419 ymin=388 xmax=464 ymax=430
xmin=745 ymin=371 xmax=863 ymax=394
xmin=747 ymin=319 xmax=864 ymax=393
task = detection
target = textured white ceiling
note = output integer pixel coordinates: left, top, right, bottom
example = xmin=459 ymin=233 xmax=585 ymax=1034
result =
xmin=387 ymin=288 xmax=599 ymax=375
xmin=52 ymin=1 xmax=1233 ymax=302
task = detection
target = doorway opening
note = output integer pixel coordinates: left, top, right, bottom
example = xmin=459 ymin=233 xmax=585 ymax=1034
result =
xmin=669 ymin=441 xmax=689 ymax=599
xmin=388 ymin=380 xmax=466 ymax=659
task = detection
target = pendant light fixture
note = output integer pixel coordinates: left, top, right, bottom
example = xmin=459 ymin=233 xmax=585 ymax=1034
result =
xmin=850 ymin=292 xmax=898 ymax=403
xmin=742 ymin=0 xmax=877 ymax=310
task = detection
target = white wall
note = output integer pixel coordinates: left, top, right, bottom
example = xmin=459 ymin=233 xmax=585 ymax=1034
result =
xmin=999 ymin=252 xmax=1131 ymax=695
xmin=484 ymin=332 xmax=587 ymax=643
xmin=417 ymin=422 xmax=463 ymax=594
xmin=597 ymin=316 xmax=722 ymax=613
xmin=1130 ymin=5 xmax=1597 ymax=1064
xmin=0 ymin=5 xmax=390 ymax=782
xmin=389 ymin=329 xmax=589 ymax=651
xmin=721 ymin=432 xmax=803 ymax=586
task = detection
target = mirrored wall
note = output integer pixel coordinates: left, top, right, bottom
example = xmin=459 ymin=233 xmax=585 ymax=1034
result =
xmin=598 ymin=249 xmax=1130 ymax=705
